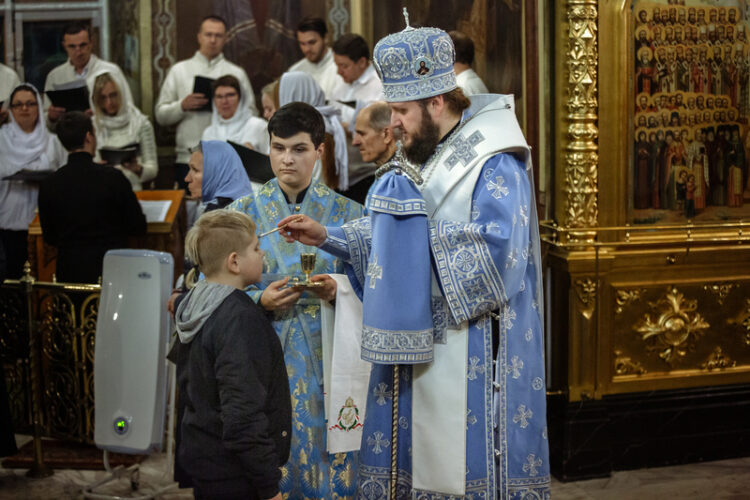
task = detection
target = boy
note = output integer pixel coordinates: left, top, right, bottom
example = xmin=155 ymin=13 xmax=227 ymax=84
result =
xmin=228 ymin=102 xmax=363 ymax=497
xmin=175 ymin=209 xmax=290 ymax=500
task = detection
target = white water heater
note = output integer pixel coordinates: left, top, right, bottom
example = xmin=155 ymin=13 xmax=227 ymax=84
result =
xmin=94 ymin=249 xmax=173 ymax=454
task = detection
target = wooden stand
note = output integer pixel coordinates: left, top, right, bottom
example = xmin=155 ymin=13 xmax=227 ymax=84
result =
xmin=27 ymin=190 xmax=186 ymax=283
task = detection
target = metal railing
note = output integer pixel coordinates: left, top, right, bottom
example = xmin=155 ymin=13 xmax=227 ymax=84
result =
xmin=540 ymin=219 xmax=750 ymax=249
xmin=1 ymin=263 xmax=100 ymax=477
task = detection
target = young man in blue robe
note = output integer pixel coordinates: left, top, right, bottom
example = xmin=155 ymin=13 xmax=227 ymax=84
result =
xmin=228 ymin=102 xmax=364 ymax=499
xmin=278 ymin=19 xmax=550 ymax=500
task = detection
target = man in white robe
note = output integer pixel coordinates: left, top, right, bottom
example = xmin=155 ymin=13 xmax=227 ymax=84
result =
xmin=450 ymin=30 xmax=489 ymax=96
xmin=43 ymin=22 xmax=128 ymax=129
xmin=331 ymin=33 xmax=384 ymax=126
xmin=288 ymin=17 xmax=345 ymax=100
xmin=155 ymin=15 xmax=257 ymax=189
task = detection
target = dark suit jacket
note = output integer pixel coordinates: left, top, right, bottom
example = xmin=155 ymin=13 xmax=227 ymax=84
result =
xmin=38 ymin=151 xmax=147 ymax=283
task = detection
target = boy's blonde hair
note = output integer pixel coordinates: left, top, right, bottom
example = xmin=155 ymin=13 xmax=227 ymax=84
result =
xmin=185 ymin=209 xmax=257 ymax=277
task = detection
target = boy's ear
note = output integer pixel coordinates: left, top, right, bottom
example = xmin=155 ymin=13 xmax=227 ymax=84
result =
xmin=226 ymin=251 xmax=240 ymax=274
xmin=316 ymin=141 xmax=325 ymax=159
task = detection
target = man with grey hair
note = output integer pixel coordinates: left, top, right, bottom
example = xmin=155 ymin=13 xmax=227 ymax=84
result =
xmin=343 ymin=102 xmax=398 ymax=203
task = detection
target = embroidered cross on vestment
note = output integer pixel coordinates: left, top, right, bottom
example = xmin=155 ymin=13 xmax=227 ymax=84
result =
xmin=367 ymin=431 xmax=390 ymax=454
xmin=366 ymin=254 xmax=383 ymax=289
xmin=445 ymin=130 xmax=485 ymax=170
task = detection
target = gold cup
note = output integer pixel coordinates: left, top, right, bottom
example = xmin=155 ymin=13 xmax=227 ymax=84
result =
xmin=300 ymin=253 xmax=316 ymax=284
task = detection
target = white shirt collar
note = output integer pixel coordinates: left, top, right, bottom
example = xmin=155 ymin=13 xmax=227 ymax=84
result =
xmin=193 ymin=51 xmax=226 ymax=68
xmin=352 ymin=63 xmax=377 ymax=88
xmin=310 ymin=48 xmax=333 ymax=68
xmin=69 ymin=54 xmax=98 ymax=77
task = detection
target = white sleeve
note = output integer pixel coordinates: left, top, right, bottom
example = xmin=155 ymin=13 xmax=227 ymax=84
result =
xmin=241 ymin=118 xmax=269 ymax=154
xmin=154 ymin=67 xmax=186 ymax=126
xmin=10 ymin=71 xmax=20 ymax=91
xmin=237 ymin=70 xmax=258 ymax=117
xmin=138 ymin=119 xmax=159 ymax=183
xmin=201 ymin=125 xmax=218 ymax=142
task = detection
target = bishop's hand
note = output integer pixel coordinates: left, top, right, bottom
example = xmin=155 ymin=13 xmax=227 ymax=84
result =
xmin=277 ymin=214 xmax=327 ymax=247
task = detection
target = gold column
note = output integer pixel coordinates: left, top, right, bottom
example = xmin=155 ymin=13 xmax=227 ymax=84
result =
xmin=564 ymin=0 xmax=599 ymax=242
xmin=139 ymin=0 xmax=153 ymax=118
xmin=350 ymin=0 xmax=373 ymax=48
xmin=546 ymin=1 xmax=750 ymax=407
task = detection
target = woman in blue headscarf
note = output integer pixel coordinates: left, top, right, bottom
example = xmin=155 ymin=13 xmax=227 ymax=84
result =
xmin=185 ymin=140 xmax=254 ymax=213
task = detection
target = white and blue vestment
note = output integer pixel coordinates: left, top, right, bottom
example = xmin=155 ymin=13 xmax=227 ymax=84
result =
xmin=320 ymin=94 xmax=551 ymax=499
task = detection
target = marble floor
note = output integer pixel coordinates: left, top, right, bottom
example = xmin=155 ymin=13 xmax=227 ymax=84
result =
xmin=0 ymin=435 xmax=748 ymax=499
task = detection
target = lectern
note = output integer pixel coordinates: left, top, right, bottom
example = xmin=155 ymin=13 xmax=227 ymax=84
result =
xmin=28 ymin=189 xmax=186 ymax=283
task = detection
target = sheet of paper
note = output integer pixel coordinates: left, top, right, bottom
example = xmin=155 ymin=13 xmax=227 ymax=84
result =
xmin=138 ymin=200 xmax=172 ymax=223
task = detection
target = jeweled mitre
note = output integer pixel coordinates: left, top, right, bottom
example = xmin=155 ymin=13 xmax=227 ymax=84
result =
xmin=373 ymin=25 xmax=457 ymax=102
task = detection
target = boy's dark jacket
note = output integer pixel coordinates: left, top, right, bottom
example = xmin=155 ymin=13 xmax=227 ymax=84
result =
xmin=175 ymin=281 xmax=291 ymax=498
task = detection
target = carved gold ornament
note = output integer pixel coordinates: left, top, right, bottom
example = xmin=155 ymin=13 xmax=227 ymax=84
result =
xmin=701 ymin=347 xmax=736 ymax=372
xmin=703 ymin=283 xmax=736 ymax=306
xmin=635 ymin=288 xmax=709 ymax=364
xmin=728 ymin=298 xmax=750 ymax=346
xmin=613 ymin=350 xmax=646 ymax=376
xmin=615 ymin=288 xmax=646 ymax=314
xmin=574 ymin=277 xmax=597 ymax=320
xmin=564 ymin=1 xmax=599 ymax=237
xmin=574 ymin=277 xmax=597 ymax=307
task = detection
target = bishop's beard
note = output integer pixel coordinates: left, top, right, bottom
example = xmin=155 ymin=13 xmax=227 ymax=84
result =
xmin=403 ymin=105 xmax=441 ymax=165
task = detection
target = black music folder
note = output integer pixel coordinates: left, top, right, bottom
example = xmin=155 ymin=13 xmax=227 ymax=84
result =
xmin=46 ymin=82 xmax=90 ymax=111
xmin=99 ymin=143 xmax=140 ymax=165
xmin=228 ymin=141 xmax=275 ymax=184
xmin=192 ymin=76 xmax=215 ymax=112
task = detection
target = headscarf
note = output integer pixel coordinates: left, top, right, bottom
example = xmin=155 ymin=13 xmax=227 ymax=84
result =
xmin=279 ymin=71 xmax=349 ymax=190
xmin=204 ymin=80 xmax=252 ymax=142
xmin=0 ymin=84 xmax=53 ymax=168
xmin=200 ymin=140 xmax=253 ymax=203
xmin=87 ymin=69 xmax=148 ymax=144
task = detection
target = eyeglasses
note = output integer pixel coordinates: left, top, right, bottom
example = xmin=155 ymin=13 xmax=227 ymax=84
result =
xmin=10 ymin=101 xmax=38 ymax=109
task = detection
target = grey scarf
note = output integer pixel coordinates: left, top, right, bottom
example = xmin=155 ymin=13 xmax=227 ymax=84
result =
xmin=175 ymin=280 xmax=235 ymax=344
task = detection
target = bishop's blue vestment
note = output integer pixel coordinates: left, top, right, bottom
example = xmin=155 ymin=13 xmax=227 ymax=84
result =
xmin=320 ymin=94 xmax=551 ymax=499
